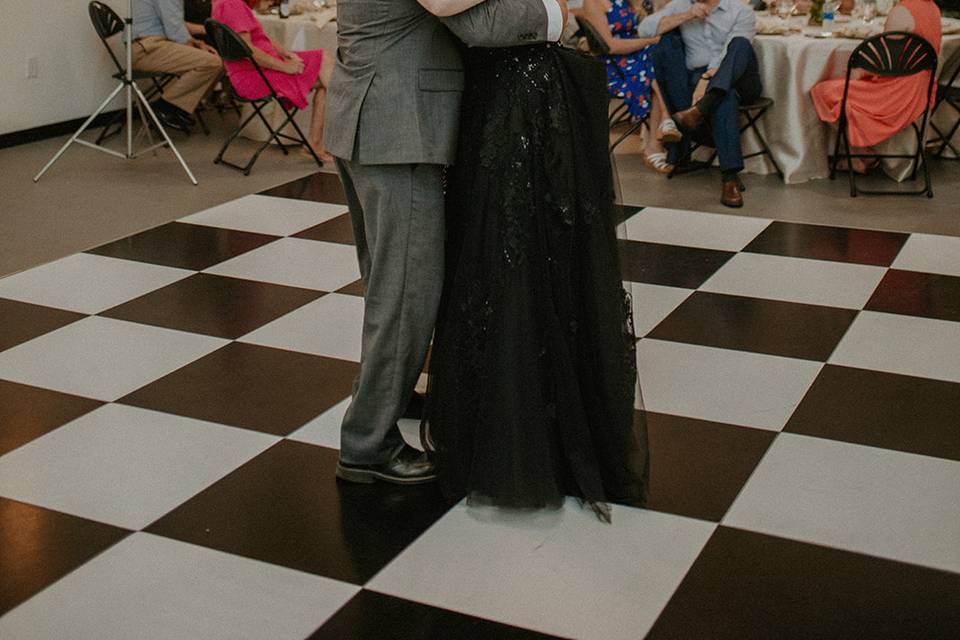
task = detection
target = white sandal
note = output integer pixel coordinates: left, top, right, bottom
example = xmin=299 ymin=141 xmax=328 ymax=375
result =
xmin=643 ymin=151 xmax=675 ymax=175
xmin=657 ymin=118 xmax=683 ymax=143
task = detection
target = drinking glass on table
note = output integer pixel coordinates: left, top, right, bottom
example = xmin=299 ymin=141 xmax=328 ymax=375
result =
xmin=777 ymin=0 xmax=797 ymax=21
xmin=861 ymin=0 xmax=878 ymax=23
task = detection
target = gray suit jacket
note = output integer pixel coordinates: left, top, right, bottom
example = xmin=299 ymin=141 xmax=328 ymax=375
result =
xmin=324 ymin=0 xmax=552 ymax=165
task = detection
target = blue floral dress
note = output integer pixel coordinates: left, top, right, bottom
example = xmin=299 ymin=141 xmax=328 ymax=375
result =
xmin=603 ymin=0 xmax=656 ymax=120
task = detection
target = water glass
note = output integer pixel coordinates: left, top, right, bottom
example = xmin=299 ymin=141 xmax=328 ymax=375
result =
xmin=777 ymin=0 xmax=796 ymax=21
xmin=862 ymin=0 xmax=878 ymax=23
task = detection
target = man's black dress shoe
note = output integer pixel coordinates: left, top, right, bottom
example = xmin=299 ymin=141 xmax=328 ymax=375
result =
xmin=152 ymin=105 xmax=189 ymax=132
xmin=336 ymin=444 xmax=437 ymax=485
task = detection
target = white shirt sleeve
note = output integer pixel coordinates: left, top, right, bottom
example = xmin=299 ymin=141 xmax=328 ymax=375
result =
xmin=542 ymin=0 xmax=564 ymax=41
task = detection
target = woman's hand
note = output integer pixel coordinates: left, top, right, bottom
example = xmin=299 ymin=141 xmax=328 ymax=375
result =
xmin=279 ymin=55 xmax=305 ymax=75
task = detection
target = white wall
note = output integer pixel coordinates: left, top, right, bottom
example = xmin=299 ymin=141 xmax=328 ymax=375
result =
xmin=0 ymin=0 xmax=124 ymax=135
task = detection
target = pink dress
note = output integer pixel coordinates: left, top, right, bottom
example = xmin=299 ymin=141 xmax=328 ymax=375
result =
xmin=211 ymin=0 xmax=323 ymax=109
xmin=811 ymin=0 xmax=942 ymax=147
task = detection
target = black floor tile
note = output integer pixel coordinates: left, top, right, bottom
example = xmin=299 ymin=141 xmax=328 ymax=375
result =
xmin=647 ymin=291 xmax=858 ymax=361
xmin=294 ymin=214 xmax=355 ymax=245
xmin=260 ymin=171 xmax=348 ymax=205
xmin=0 ymin=498 xmax=130 ymax=616
xmin=100 ymin=273 xmax=325 ymax=339
xmin=744 ymin=221 xmax=909 ymax=266
xmin=86 ymin=223 xmax=277 ymax=271
xmin=0 ymin=298 xmax=86 ymax=353
xmin=308 ymin=590 xmax=565 ymax=639
xmin=786 ymin=365 xmax=960 ymax=461
xmin=865 ymin=269 xmax=960 ymax=323
xmin=146 ymin=441 xmax=452 ymax=584
xmin=0 ymin=380 xmax=104 ymax=457
xmin=644 ymin=412 xmax=775 ymax=522
xmin=337 ymin=279 xmax=366 ymax=298
xmin=119 ymin=342 xmax=358 ymax=436
xmin=618 ymin=240 xmax=733 ymax=289
xmin=646 ymin=526 xmax=960 ymax=640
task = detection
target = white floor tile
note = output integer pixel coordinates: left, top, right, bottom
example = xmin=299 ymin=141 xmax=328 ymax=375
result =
xmin=0 ymin=533 xmax=359 ymax=640
xmin=724 ymin=434 xmax=960 ymax=573
xmin=628 ymin=282 xmax=693 ymax=336
xmin=179 ymin=195 xmax=347 ymax=237
xmin=622 ymin=207 xmax=770 ymax=251
xmin=891 ymin=233 xmax=960 ymax=277
xmin=0 ymin=316 xmax=227 ymax=401
xmin=700 ymin=252 xmax=887 ymax=309
xmin=0 ymin=404 xmax=278 ymax=529
xmin=636 ymin=339 xmax=822 ymax=430
xmin=0 ymin=253 xmax=192 ymax=314
xmin=239 ymin=293 xmax=363 ymax=362
xmin=204 ymin=238 xmax=359 ymax=292
xmin=829 ymin=311 xmax=960 ymax=383
xmin=368 ymin=499 xmax=715 ymax=640
xmin=288 ymin=399 xmax=424 ymax=452
xmin=287 ymin=397 xmax=349 ymax=449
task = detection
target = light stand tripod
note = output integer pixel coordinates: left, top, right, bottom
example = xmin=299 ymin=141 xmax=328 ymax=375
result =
xmin=34 ymin=0 xmax=198 ymax=185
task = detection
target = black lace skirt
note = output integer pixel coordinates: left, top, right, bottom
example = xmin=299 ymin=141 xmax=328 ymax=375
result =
xmin=427 ymin=44 xmax=648 ymax=513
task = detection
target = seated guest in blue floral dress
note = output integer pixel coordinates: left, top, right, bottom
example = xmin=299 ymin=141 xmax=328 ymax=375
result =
xmin=580 ymin=0 xmax=680 ymax=173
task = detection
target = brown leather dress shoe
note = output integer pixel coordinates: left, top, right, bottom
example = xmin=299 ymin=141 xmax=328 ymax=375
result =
xmin=336 ymin=443 xmax=437 ymax=485
xmin=721 ymin=178 xmax=744 ymax=208
xmin=672 ymin=106 xmax=705 ymax=133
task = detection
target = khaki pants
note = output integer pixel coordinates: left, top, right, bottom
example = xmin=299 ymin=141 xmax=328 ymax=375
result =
xmin=132 ymin=36 xmax=222 ymax=114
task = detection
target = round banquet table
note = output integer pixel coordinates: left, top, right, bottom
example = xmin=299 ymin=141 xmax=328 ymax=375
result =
xmin=741 ymin=17 xmax=960 ymax=183
xmin=237 ymin=9 xmax=338 ymax=142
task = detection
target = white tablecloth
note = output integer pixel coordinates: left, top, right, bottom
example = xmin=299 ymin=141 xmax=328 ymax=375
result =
xmin=238 ymin=11 xmax=338 ymax=141
xmin=746 ymin=20 xmax=960 ymax=183
xmin=258 ymin=11 xmax=338 ymax=52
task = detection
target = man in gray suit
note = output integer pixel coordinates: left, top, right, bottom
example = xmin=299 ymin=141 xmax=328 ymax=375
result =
xmin=327 ymin=0 xmax=566 ymax=484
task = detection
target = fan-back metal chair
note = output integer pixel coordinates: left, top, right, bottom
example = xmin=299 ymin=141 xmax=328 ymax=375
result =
xmin=88 ymin=1 xmax=177 ymax=145
xmin=930 ymin=46 xmax=960 ymax=159
xmin=205 ymin=19 xmax=322 ymax=175
xmin=829 ymin=31 xmax=938 ymax=197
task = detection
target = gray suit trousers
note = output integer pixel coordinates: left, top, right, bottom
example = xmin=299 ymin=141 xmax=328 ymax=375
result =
xmin=335 ymin=159 xmax=445 ymax=464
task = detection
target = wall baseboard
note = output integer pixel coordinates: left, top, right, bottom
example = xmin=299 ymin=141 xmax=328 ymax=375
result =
xmin=0 ymin=109 xmax=125 ymax=150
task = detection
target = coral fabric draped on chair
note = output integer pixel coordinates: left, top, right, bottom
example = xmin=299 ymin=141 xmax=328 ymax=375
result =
xmin=811 ymin=0 xmax=942 ymax=147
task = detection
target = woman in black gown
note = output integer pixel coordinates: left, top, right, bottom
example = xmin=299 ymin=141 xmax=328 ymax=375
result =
xmin=426 ymin=32 xmax=648 ymax=521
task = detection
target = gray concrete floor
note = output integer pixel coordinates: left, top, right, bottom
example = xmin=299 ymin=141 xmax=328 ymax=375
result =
xmin=1 ymin=115 xmax=957 ymax=279
xmin=611 ymin=131 xmax=960 ymax=237
xmin=0 ymin=115 xmax=321 ymax=278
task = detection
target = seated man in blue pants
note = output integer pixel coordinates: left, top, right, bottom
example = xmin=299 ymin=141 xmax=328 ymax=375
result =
xmin=638 ymin=0 xmax=760 ymax=207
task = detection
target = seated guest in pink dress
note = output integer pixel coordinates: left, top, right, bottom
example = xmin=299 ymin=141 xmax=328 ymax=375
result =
xmin=811 ymin=0 xmax=941 ymax=171
xmin=212 ymin=0 xmax=334 ymax=161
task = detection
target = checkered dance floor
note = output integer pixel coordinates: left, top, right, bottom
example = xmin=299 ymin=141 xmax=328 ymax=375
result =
xmin=1 ymin=173 xmax=958 ymax=639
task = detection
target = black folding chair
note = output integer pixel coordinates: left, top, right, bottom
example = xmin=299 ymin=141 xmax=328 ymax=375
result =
xmin=829 ymin=31 xmax=938 ymax=197
xmin=88 ymin=1 xmax=177 ymax=144
xmin=668 ymin=96 xmax=782 ymax=180
xmin=575 ymin=17 xmax=650 ymax=153
xmin=929 ymin=46 xmax=960 ymax=159
xmin=205 ymin=19 xmax=322 ymax=175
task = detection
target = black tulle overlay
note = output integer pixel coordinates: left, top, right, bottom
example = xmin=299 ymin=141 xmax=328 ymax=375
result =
xmin=426 ymin=44 xmax=649 ymax=516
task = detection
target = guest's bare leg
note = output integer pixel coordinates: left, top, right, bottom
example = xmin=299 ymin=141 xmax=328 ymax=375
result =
xmin=306 ymin=54 xmax=336 ymax=162
xmin=643 ymin=89 xmax=666 ymax=157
